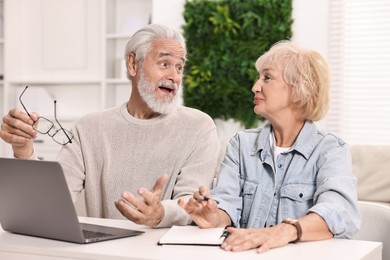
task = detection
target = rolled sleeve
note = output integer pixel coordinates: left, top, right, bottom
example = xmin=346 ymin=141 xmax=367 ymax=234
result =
xmin=310 ymin=144 xmax=361 ymax=238
xmin=158 ymin=120 xmax=220 ymax=227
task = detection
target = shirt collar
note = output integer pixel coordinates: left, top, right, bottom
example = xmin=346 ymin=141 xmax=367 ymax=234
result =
xmin=251 ymin=122 xmax=272 ymax=157
xmin=252 ymin=120 xmax=320 ymax=160
xmin=293 ymin=120 xmax=321 ymax=159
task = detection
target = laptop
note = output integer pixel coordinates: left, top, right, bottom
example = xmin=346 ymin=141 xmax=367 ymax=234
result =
xmin=0 ymin=158 xmax=144 ymax=244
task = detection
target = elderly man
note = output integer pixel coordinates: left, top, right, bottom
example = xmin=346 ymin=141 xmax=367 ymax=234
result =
xmin=0 ymin=24 xmax=220 ymax=228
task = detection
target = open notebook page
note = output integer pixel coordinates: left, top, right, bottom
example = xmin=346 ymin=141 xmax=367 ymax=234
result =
xmin=158 ymin=225 xmax=226 ymax=246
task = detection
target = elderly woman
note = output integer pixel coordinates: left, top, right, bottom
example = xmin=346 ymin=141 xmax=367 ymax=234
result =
xmin=179 ymin=41 xmax=360 ymax=253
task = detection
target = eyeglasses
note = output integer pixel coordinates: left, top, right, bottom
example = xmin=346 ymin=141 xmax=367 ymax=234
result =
xmin=19 ymin=86 xmax=74 ymax=145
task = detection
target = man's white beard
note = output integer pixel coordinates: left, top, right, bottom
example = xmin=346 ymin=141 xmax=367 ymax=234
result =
xmin=137 ymin=70 xmax=178 ymax=115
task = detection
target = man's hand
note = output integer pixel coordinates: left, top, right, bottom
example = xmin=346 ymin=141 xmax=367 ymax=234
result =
xmin=0 ymin=108 xmax=39 ymax=158
xmin=114 ymin=174 xmax=168 ymax=227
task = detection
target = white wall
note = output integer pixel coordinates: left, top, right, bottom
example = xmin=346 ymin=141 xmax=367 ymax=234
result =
xmin=292 ymin=0 xmax=329 ymax=130
xmin=152 ymin=0 xmax=185 ymax=33
xmin=292 ymin=0 xmax=329 ymax=57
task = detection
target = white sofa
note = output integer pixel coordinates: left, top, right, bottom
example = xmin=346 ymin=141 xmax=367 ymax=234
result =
xmin=350 ymin=145 xmax=390 ymax=205
xmin=350 ymin=145 xmax=390 ymax=260
xmin=354 ymin=201 xmax=390 ymax=260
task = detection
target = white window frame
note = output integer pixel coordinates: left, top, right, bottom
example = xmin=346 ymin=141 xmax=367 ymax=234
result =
xmin=328 ymin=0 xmax=390 ymax=145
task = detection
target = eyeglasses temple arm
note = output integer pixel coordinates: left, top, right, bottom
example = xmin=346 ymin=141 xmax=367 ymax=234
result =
xmin=19 ymin=86 xmax=32 ymax=118
xmin=53 ymin=100 xmax=72 ymax=144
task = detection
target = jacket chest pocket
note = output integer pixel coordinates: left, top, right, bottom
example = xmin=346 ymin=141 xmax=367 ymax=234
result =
xmin=240 ymin=180 xmax=258 ymax=226
xmin=280 ymin=183 xmax=316 ymax=218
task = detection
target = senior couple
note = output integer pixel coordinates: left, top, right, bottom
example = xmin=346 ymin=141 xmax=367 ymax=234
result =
xmin=0 ymin=24 xmax=360 ymax=253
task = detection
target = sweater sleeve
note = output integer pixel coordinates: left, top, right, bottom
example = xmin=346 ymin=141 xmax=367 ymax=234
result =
xmin=158 ymin=198 xmax=193 ymax=227
xmin=56 ymin=122 xmax=88 ymax=204
xmin=157 ymin=119 xmax=220 ymax=228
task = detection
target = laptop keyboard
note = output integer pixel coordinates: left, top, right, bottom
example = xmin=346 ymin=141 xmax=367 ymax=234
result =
xmin=82 ymin=229 xmax=114 ymax=239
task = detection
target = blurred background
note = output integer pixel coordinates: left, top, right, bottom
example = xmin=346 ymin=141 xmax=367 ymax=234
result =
xmin=0 ymin=0 xmax=389 ymax=160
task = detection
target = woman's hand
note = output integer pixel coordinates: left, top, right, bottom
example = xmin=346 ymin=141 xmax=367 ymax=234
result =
xmin=221 ymin=224 xmax=294 ymax=253
xmin=178 ymin=186 xmax=229 ymax=228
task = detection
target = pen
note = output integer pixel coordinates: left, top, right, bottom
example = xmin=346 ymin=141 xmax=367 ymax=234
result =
xmin=220 ymin=226 xmax=232 ymax=239
xmin=199 ymin=194 xmax=220 ymax=204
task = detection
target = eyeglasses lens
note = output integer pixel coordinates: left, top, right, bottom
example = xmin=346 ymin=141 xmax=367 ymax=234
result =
xmin=52 ymin=129 xmax=74 ymax=145
xmin=33 ymin=118 xmax=54 ymax=134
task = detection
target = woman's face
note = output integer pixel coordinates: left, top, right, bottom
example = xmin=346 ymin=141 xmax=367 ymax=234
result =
xmin=251 ymin=61 xmax=293 ymax=121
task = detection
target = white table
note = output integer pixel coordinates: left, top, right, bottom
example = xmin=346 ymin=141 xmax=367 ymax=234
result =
xmin=0 ymin=217 xmax=382 ymax=260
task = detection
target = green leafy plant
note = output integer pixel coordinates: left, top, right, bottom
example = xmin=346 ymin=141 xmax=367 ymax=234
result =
xmin=182 ymin=0 xmax=293 ymax=128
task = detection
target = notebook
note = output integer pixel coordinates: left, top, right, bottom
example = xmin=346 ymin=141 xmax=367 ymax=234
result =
xmin=158 ymin=225 xmax=228 ymax=246
xmin=0 ymin=158 xmax=144 ymax=244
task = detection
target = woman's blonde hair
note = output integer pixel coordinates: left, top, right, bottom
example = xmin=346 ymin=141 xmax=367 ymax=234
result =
xmin=255 ymin=40 xmax=330 ymax=121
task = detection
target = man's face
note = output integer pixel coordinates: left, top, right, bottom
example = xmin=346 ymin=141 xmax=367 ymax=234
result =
xmin=137 ymin=38 xmax=186 ymax=114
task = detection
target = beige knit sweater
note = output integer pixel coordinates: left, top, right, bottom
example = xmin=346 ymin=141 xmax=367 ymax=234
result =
xmin=57 ymin=103 xmax=220 ymax=227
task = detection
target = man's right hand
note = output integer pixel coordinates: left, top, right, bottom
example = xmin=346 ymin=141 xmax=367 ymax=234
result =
xmin=0 ymin=108 xmax=39 ymax=159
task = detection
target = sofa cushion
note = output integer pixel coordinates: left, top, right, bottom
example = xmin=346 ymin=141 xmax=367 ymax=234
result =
xmin=353 ymin=201 xmax=390 ymax=260
xmin=350 ymin=145 xmax=390 ymax=203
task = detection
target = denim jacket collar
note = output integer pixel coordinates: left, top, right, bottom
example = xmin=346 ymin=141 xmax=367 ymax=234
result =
xmin=252 ymin=120 xmax=320 ymax=160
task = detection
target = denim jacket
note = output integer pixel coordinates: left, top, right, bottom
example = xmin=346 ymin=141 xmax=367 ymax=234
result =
xmin=212 ymin=121 xmax=360 ymax=238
